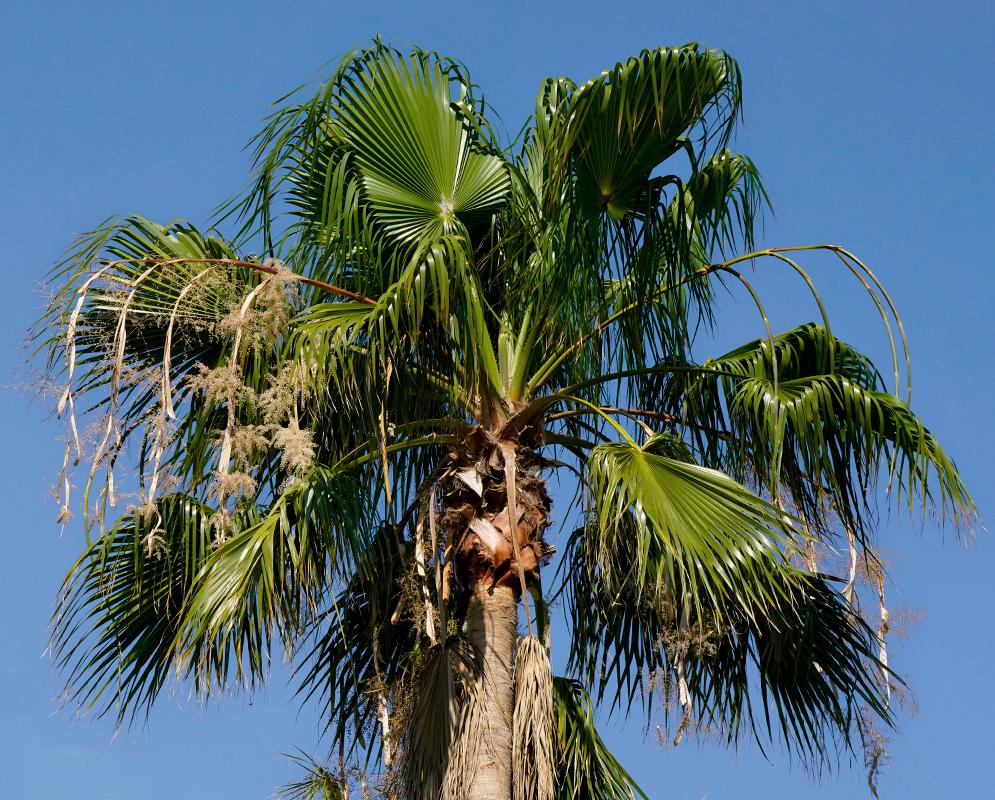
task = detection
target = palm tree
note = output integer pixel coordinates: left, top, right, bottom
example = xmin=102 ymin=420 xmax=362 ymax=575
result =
xmin=31 ymin=40 xmax=975 ymax=800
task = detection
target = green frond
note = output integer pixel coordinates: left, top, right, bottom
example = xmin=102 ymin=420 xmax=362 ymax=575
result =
xmin=666 ymin=148 xmax=771 ymax=260
xmin=681 ymin=574 xmax=891 ymax=767
xmin=563 ymin=44 xmax=739 ymax=222
xmin=51 ymin=494 xmax=216 ymax=725
xmin=180 ymin=465 xmax=370 ymax=692
xmin=553 ymin=678 xmax=647 ymax=800
xmin=584 ymin=432 xmax=801 ymax=622
xmin=275 ymin=749 xmax=345 ymax=800
xmin=334 ymin=48 xmax=510 ymax=246
xmin=290 ymin=234 xmax=509 ymax=426
xmin=653 ymin=323 xmax=976 ymax=536
xmin=294 ymin=525 xmax=418 ymax=754
xmin=563 ymin=521 xmax=892 ymax=767
xmin=217 ymin=40 xmax=507 ymax=298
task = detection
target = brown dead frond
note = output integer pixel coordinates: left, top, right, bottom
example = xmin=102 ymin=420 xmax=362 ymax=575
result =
xmin=399 ymin=644 xmax=457 ymax=800
xmin=512 ymin=636 xmax=555 ymax=800
xmin=442 ymin=638 xmax=486 ymax=800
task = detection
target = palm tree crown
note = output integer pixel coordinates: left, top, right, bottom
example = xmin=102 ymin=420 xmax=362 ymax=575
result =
xmin=31 ymin=39 xmax=975 ymax=800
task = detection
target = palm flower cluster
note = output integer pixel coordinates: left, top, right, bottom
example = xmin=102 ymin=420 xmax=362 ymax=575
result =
xmin=29 ymin=39 xmax=975 ymax=800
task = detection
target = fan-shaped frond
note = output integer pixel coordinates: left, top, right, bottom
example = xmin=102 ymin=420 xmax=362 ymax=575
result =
xmin=653 ymin=324 xmax=975 ymax=536
xmin=180 ymin=465 xmax=370 ymax=690
xmin=52 ymin=494 xmax=215 ymax=724
xmin=563 ymin=518 xmax=891 ymax=767
xmin=563 ymin=44 xmax=740 ymax=221
xmin=585 ymin=432 xmax=802 ymax=622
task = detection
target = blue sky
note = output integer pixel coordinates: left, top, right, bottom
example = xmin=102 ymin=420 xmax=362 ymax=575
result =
xmin=1 ymin=1 xmax=992 ymax=797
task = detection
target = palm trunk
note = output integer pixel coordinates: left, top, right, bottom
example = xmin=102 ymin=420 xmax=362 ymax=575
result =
xmin=464 ymin=583 xmax=518 ymax=800
xmin=447 ymin=443 xmax=551 ymax=800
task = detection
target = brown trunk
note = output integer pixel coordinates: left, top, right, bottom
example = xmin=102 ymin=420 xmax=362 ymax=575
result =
xmin=452 ymin=468 xmax=553 ymax=600
xmin=464 ymin=583 xmax=518 ymax=800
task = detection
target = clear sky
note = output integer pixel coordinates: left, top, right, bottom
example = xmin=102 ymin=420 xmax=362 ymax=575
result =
xmin=1 ymin=1 xmax=992 ymax=798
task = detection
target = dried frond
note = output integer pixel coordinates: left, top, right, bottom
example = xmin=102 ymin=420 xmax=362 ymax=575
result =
xmin=400 ymin=644 xmax=457 ymax=800
xmin=442 ymin=638 xmax=486 ymax=800
xmin=388 ymin=637 xmax=483 ymax=800
xmin=512 ymin=636 xmax=555 ymax=800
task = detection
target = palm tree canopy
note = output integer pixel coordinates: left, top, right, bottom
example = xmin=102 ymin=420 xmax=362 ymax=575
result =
xmin=32 ymin=39 xmax=976 ymax=798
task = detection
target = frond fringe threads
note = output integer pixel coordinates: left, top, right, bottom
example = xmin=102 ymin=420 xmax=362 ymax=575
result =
xmin=512 ymin=636 xmax=555 ymax=800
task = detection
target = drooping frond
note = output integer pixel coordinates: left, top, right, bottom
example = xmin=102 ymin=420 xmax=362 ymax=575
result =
xmin=179 ymin=465 xmax=369 ymax=692
xmin=648 ymin=323 xmax=975 ymax=537
xmin=680 ymin=574 xmax=890 ymax=767
xmin=400 ymin=638 xmax=482 ymax=800
xmin=294 ymin=525 xmax=419 ymax=756
xmin=513 ymin=637 xmax=555 ymax=800
xmin=552 ymin=678 xmax=647 ymax=800
xmin=563 ymin=513 xmax=892 ymax=767
xmin=52 ymin=494 xmax=216 ymax=725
